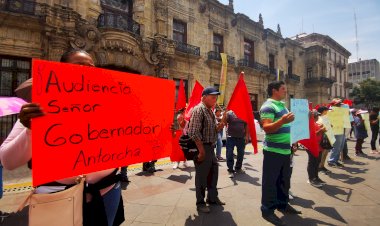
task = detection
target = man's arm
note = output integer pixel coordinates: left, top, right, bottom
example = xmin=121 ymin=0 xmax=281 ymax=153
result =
xmin=262 ymin=112 xmax=295 ymax=133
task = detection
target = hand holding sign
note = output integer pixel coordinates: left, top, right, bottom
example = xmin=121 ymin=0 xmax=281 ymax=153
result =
xmin=32 ymin=60 xmax=175 ymax=186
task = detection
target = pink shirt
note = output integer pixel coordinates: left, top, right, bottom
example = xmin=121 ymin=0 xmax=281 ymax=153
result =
xmin=0 ymin=120 xmax=114 ymax=194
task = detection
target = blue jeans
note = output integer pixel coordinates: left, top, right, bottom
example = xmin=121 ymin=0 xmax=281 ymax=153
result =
xmin=226 ymin=137 xmax=245 ymax=171
xmin=103 ymin=182 xmax=122 ymax=226
xmin=328 ymin=134 xmax=345 ymax=163
xmin=216 ymin=131 xmax=223 ymax=157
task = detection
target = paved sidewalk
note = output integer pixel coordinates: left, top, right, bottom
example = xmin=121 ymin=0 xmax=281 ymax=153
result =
xmin=1 ymin=138 xmax=380 ymax=225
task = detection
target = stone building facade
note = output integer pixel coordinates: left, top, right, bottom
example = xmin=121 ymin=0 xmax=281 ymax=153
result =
xmin=0 ymin=0 xmax=350 ymax=141
xmin=293 ymin=33 xmax=352 ymax=104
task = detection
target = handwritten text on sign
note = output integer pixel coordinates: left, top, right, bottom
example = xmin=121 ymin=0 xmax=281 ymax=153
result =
xmin=32 ymin=60 xmax=175 ymax=186
xmin=290 ymin=99 xmax=310 ymax=144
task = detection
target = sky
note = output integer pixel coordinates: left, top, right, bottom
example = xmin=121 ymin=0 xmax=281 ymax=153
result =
xmin=219 ymin=0 xmax=380 ymax=63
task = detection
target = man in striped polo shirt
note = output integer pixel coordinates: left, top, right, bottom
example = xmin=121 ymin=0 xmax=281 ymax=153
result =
xmin=260 ymin=81 xmax=301 ymax=226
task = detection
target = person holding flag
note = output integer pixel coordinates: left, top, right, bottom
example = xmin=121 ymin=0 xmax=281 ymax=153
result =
xmin=259 ymin=81 xmax=301 ymax=226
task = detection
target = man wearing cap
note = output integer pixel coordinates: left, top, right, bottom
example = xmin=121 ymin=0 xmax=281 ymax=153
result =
xmin=187 ymin=86 xmax=226 ymax=213
xmin=327 ymin=98 xmax=345 ymax=168
xmin=259 ymin=81 xmax=301 ymax=226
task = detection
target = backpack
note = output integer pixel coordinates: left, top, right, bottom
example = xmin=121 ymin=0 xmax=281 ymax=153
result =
xmin=178 ymin=135 xmax=199 ymax=161
xmin=178 ymin=109 xmax=205 ymax=161
xmin=320 ymin=133 xmax=333 ymax=150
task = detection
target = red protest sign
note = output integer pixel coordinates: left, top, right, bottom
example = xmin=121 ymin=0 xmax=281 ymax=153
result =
xmin=31 ymin=59 xmax=175 ymax=186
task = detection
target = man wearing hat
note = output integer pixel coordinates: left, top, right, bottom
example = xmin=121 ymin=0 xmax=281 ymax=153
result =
xmin=187 ymin=87 xmax=226 ymax=213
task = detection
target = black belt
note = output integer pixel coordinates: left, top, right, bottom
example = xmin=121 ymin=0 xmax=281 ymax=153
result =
xmin=203 ymin=142 xmax=215 ymax=145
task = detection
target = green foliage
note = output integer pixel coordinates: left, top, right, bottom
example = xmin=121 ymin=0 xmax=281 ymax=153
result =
xmin=349 ymin=79 xmax=380 ymax=107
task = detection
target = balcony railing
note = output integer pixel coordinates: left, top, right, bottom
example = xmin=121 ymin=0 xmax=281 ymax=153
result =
xmin=287 ymin=73 xmax=301 ymax=82
xmin=305 ymin=76 xmax=336 ymax=85
xmin=237 ymin=59 xmax=269 ymax=73
xmin=0 ymin=0 xmax=36 ymax=15
xmin=207 ymin=51 xmax=235 ymax=65
xmin=269 ymin=67 xmax=277 ymax=75
xmin=98 ymin=13 xmax=141 ymax=36
xmin=174 ymin=41 xmax=200 ymax=56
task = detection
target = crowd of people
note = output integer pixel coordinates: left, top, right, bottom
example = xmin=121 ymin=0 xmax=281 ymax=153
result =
xmin=0 ymin=51 xmax=379 ymax=226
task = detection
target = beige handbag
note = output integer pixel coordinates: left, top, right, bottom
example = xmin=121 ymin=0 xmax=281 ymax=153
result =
xmin=17 ymin=177 xmax=84 ymax=226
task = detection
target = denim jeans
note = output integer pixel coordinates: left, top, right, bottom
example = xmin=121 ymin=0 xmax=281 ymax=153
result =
xmin=328 ymin=134 xmax=345 ymax=163
xmin=103 ymin=182 xmax=122 ymax=226
xmin=226 ymin=137 xmax=245 ymax=171
xmin=216 ymin=130 xmax=223 ymax=157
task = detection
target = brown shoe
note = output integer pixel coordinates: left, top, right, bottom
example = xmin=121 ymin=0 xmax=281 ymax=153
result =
xmin=197 ymin=205 xmax=210 ymax=213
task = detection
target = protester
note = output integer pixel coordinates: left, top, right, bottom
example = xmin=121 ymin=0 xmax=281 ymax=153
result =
xmin=353 ymin=110 xmax=369 ymax=156
xmin=214 ymin=108 xmax=225 ymax=161
xmin=317 ymin=106 xmax=332 ymax=174
xmin=187 ymin=86 xmax=225 ymax=213
xmin=223 ymin=110 xmax=249 ymax=178
xmin=260 ymin=81 xmax=301 ymax=226
xmin=327 ymin=98 xmax=345 ymax=168
xmin=173 ymin=108 xmax=189 ymax=169
xmin=0 ymin=50 xmax=124 ymax=226
xmin=369 ymin=107 xmax=380 ymax=154
xmin=307 ymin=110 xmax=327 ymax=188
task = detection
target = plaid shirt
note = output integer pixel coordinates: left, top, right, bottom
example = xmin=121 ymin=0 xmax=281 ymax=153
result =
xmin=188 ymin=103 xmax=217 ymax=143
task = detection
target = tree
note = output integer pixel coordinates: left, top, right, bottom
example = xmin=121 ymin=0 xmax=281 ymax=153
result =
xmin=350 ymin=79 xmax=380 ymax=109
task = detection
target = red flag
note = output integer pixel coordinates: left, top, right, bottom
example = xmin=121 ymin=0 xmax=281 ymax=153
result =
xmin=170 ymin=130 xmax=186 ymax=161
xmin=299 ymin=103 xmax=319 ymax=157
xmin=343 ymin=99 xmax=353 ymax=107
xmin=175 ymin=80 xmax=187 ymax=112
xmin=185 ymin=81 xmax=204 ymax=120
xmin=227 ymin=73 xmax=258 ymax=153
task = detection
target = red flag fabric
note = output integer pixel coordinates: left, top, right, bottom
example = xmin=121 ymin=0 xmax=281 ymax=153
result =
xmin=343 ymin=99 xmax=353 ymax=107
xmin=226 ymin=73 xmax=258 ymax=153
xmin=185 ymin=81 xmax=204 ymax=120
xmin=299 ymin=103 xmax=319 ymax=157
xmin=170 ymin=130 xmax=186 ymax=161
xmin=175 ymin=80 xmax=187 ymax=112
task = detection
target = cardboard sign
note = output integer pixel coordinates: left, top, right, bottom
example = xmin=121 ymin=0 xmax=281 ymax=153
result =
xmin=327 ymin=107 xmax=345 ymax=135
xmin=32 ymin=60 xmax=175 ymax=186
xmin=320 ymin=115 xmax=336 ymax=145
xmin=0 ymin=97 xmax=26 ymax=117
xmin=341 ymin=104 xmax=352 ymax=127
xmin=362 ymin=113 xmax=370 ymax=131
xmin=290 ymin=99 xmax=310 ymax=144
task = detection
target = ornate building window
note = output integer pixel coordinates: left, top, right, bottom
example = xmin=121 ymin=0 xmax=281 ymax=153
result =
xmin=244 ymin=39 xmax=254 ymax=63
xmin=173 ymin=19 xmax=187 ymax=44
xmin=101 ymin=0 xmax=133 ymax=16
xmin=307 ymin=67 xmax=313 ymax=78
xmin=269 ymin=54 xmax=275 ymax=69
xmin=287 ymin=60 xmax=293 ymax=75
xmin=0 ymin=56 xmax=30 ymax=96
xmin=213 ymin=34 xmax=224 ymax=54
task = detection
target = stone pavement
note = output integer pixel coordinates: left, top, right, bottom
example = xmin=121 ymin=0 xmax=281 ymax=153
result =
xmin=1 ymin=137 xmax=380 ymax=226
